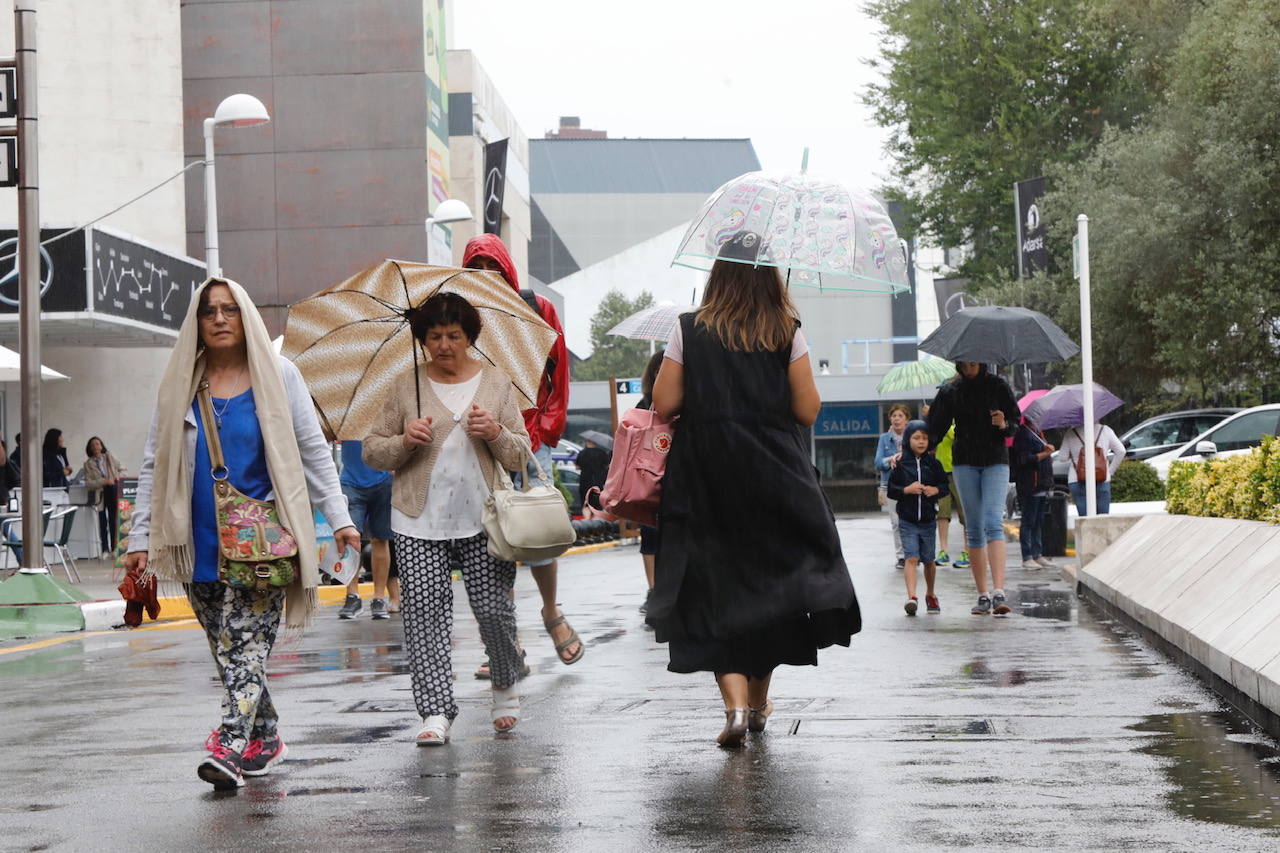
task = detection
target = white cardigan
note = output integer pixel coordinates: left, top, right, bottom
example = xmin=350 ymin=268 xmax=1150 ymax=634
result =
xmin=127 ymin=355 xmax=352 ymax=554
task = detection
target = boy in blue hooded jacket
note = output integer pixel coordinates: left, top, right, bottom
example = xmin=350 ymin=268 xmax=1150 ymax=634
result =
xmin=887 ymin=420 xmax=950 ymax=615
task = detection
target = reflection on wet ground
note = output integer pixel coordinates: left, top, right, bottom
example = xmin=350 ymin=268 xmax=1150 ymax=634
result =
xmin=1132 ymin=709 xmax=1280 ymax=830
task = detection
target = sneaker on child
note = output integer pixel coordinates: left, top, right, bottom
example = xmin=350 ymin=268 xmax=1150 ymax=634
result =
xmin=904 ymin=597 xmax=918 ymax=616
xmin=954 ymin=551 xmax=971 ymax=568
xmin=926 ymin=594 xmax=941 ymax=614
xmin=935 ymin=550 xmax=950 ymax=565
xmin=338 ymin=594 xmax=362 ymax=620
xmin=198 ymin=737 xmax=245 ymax=790
xmin=992 ymin=590 xmax=1011 ymax=616
xmin=971 ymin=595 xmax=992 ymax=615
xmin=370 ymin=598 xmax=389 ymax=620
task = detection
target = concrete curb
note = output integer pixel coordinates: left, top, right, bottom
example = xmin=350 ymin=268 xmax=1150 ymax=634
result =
xmin=1077 ymin=514 xmax=1280 ymax=738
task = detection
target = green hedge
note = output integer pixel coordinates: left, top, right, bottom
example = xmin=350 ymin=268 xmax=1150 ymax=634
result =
xmin=1165 ymin=435 xmax=1280 ymax=523
xmin=1111 ymin=460 xmax=1165 ymax=502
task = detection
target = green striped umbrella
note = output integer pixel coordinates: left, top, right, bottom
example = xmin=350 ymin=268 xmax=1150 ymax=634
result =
xmin=876 ymin=358 xmax=955 ymax=394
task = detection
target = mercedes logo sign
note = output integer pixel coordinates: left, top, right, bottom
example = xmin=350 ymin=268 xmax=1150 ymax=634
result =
xmin=0 ymin=236 xmax=54 ymax=306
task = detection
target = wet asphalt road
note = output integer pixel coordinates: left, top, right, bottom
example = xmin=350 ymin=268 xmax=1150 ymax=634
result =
xmin=2 ymin=516 xmax=1279 ymax=852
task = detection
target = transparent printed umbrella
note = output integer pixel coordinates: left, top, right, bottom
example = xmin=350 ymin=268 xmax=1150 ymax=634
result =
xmin=671 ymin=171 xmax=910 ymax=293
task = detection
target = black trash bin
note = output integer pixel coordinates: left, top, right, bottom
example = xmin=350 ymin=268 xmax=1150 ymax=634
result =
xmin=1041 ymin=490 xmax=1069 ymax=557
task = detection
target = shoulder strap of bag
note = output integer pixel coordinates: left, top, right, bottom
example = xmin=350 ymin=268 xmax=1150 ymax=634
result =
xmin=196 ymin=378 xmax=228 ymax=477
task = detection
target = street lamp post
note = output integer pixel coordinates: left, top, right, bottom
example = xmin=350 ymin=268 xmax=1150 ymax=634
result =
xmin=202 ymin=94 xmax=270 ymax=278
xmin=424 ymin=198 xmax=473 ymax=265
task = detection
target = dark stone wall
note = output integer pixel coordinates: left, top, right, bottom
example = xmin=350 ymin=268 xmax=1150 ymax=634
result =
xmin=182 ymin=0 xmax=431 ymax=333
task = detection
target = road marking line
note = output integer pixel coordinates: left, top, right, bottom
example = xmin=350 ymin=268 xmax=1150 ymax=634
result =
xmin=0 ymin=618 xmax=201 ymax=656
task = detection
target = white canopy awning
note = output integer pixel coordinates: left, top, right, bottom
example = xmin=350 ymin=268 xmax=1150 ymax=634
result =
xmin=0 ymin=343 xmax=69 ymax=382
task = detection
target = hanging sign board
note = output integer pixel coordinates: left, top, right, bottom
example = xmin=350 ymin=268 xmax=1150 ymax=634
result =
xmin=0 ymin=68 xmax=15 ymax=120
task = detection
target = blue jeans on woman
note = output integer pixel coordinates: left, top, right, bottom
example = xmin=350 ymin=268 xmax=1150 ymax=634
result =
xmin=1018 ymin=492 xmax=1046 ymax=561
xmin=1069 ymin=480 xmax=1111 ymax=517
xmin=951 ymin=464 xmax=1009 ymax=549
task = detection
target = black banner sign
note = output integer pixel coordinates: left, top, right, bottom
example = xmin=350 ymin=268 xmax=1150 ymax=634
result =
xmin=1015 ymin=177 xmax=1048 ymax=277
xmin=482 ymin=138 xmax=508 ymax=235
xmin=934 ymin=276 xmax=975 ymax=322
xmin=0 ymin=228 xmax=89 ymax=313
xmin=89 ymin=227 xmax=204 ymax=330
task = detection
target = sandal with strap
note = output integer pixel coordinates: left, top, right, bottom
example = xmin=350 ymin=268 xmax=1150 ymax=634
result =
xmin=543 ymin=611 xmax=585 ymax=665
xmin=491 ymin=685 xmax=520 ymax=733
xmin=748 ymin=699 xmax=774 ymax=733
xmin=415 ymin=714 xmax=451 ymax=747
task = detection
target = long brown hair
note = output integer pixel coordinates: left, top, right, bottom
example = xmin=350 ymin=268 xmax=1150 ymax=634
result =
xmin=696 ymin=259 xmax=799 ymax=352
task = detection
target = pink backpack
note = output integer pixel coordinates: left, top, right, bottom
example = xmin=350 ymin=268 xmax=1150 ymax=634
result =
xmin=595 ymin=408 xmax=675 ymax=526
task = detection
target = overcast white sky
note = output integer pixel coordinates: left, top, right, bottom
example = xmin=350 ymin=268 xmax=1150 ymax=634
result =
xmin=452 ymin=0 xmax=895 ymax=193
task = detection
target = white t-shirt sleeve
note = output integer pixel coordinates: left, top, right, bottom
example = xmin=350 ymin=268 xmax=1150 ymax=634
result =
xmin=664 ymin=319 xmax=685 ymax=364
xmin=664 ymin=321 xmax=808 ymax=365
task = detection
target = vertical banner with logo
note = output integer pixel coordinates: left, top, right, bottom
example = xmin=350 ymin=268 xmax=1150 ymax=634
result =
xmin=482 ymin=138 xmax=509 ymax=235
xmin=1015 ymin=177 xmax=1048 ymax=277
xmin=933 ymin=276 xmax=973 ymax=322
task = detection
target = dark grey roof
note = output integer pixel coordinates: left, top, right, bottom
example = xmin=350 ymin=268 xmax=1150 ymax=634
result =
xmin=531 ymin=138 xmax=761 ymax=194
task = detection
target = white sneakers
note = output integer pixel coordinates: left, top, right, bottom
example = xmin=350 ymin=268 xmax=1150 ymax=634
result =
xmin=1035 ymin=556 xmax=1056 ymax=569
xmin=1021 ymin=559 xmax=1042 ymax=569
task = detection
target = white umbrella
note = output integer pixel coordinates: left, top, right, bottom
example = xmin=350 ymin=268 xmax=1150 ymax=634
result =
xmin=0 ymin=344 xmax=68 ymax=382
xmin=607 ymin=302 xmax=695 ymax=342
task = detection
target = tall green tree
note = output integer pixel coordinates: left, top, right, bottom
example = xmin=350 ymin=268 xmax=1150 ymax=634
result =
xmin=864 ymin=0 xmax=1148 ymax=282
xmin=573 ymin=289 xmax=655 ymax=381
xmin=1032 ymin=0 xmax=1280 ymax=409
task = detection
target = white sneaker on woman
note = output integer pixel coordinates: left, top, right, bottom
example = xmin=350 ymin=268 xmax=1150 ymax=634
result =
xmin=1035 ymin=556 xmax=1057 ymax=569
xmin=415 ymin=714 xmax=451 ymax=746
xmin=1021 ymin=559 xmax=1041 ymax=569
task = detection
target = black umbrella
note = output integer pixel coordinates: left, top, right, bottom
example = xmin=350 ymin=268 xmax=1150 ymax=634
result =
xmin=918 ymin=306 xmax=1079 ymax=366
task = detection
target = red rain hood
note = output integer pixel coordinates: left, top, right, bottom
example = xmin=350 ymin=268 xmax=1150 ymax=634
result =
xmin=462 ymin=233 xmax=519 ymax=293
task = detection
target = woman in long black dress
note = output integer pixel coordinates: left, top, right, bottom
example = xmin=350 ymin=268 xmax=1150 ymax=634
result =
xmin=648 ymin=233 xmax=862 ymax=748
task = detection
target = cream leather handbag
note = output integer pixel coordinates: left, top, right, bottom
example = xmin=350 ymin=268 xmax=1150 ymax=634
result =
xmin=482 ymin=451 xmax=576 ymax=563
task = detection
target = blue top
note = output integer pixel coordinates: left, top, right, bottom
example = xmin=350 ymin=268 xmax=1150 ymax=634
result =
xmin=874 ymin=430 xmax=904 ymax=487
xmin=339 ymin=440 xmax=390 ymax=489
xmin=192 ymin=389 xmax=273 ymax=583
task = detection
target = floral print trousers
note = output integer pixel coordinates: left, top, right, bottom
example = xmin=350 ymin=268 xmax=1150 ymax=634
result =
xmin=188 ymin=581 xmax=285 ymax=754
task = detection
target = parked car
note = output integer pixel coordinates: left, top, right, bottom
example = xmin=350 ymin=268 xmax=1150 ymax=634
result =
xmin=549 ymin=439 xmax=582 ymax=473
xmin=1145 ymin=404 xmax=1280 ymax=481
xmin=1118 ymin=408 xmax=1241 ymax=461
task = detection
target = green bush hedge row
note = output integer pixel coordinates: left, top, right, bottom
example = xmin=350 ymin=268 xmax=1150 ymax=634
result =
xmin=1165 ymin=435 xmax=1280 ymax=523
xmin=1111 ymin=459 xmax=1166 ymax=502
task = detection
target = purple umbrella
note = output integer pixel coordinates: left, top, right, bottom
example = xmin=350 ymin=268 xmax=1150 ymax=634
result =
xmin=1022 ymin=383 xmax=1123 ymax=429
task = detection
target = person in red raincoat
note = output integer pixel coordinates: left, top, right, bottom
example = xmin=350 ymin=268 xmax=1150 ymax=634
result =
xmin=461 ymin=234 xmax=583 ymax=670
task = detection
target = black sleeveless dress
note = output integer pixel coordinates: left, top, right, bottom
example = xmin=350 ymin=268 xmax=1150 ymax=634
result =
xmin=647 ymin=314 xmax=861 ymax=677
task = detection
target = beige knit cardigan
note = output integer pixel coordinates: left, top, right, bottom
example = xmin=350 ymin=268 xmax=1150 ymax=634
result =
xmin=363 ymin=363 xmax=532 ymax=519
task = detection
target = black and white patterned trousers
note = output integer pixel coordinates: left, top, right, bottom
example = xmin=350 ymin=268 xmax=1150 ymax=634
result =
xmin=395 ymin=532 xmax=520 ymax=720
xmin=187 ymin=581 xmax=285 ymax=754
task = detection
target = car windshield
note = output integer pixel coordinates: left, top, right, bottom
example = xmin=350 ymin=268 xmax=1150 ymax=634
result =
xmin=1125 ymin=419 xmax=1183 ymax=449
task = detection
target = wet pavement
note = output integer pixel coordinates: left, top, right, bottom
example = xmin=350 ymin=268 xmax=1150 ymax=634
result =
xmin=2 ymin=515 xmax=1279 ymax=851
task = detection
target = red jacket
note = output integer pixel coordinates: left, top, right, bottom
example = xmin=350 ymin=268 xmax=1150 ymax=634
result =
xmin=462 ymin=234 xmax=568 ymax=451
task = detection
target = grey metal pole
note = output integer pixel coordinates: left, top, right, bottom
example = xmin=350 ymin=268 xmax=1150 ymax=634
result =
xmin=15 ymin=0 xmax=43 ymax=571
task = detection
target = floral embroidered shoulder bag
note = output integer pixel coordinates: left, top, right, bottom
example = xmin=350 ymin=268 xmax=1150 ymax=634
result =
xmin=196 ymin=379 xmax=299 ymax=591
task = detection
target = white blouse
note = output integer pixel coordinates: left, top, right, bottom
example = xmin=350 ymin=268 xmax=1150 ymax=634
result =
xmin=391 ymin=372 xmax=490 ymax=541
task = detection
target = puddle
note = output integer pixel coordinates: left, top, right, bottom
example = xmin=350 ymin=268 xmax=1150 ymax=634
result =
xmin=1015 ymin=585 xmax=1073 ymax=621
xmin=285 ymin=786 xmax=370 ymax=797
xmin=1130 ymin=710 xmax=1280 ymax=830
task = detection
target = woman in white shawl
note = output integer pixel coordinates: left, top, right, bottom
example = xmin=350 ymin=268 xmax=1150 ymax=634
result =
xmin=126 ymin=278 xmax=358 ymax=791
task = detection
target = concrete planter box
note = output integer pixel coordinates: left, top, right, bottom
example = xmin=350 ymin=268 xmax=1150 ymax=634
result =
xmin=1078 ymin=514 xmax=1280 ymax=733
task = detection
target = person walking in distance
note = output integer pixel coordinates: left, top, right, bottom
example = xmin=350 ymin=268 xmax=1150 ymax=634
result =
xmin=336 ymin=439 xmax=400 ymax=619
xmin=126 ymin=278 xmax=359 ymax=790
xmin=1011 ymin=416 xmax=1057 ymax=569
xmin=462 ymin=234 xmax=583 ymax=668
xmin=81 ymin=436 xmax=127 ymax=557
xmin=927 ymin=362 xmax=1020 ymax=616
xmin=875 ymin=405 xmax=910 ymax=569
xmin=886 ymin=420 xmax=949 ymax=615
xmin=648 ymin=232 xmax=861 ymax=747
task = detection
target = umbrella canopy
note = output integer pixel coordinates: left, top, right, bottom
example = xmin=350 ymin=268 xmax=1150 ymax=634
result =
xmin=672 ymin=171 xmax=910 ymax=293
xmin=1022 ymin=383 xmax=1124 ymax=430
xmin=283 ymin=260 xmax=558 ymax=441
xmin=0 ymin=344 xmax=68 ymax=382
xmin=876 ymin=358 xmax=955 ymax=395
xmin=580 ymin=430 xmax=614 ymax=450
xmin=1017 ymin=389 xmax=1050 ymax=411
xmin=918 ymin=306 xmax=1079 ymax=366
xmin=607 ymin=302 xmax=694 ymax=342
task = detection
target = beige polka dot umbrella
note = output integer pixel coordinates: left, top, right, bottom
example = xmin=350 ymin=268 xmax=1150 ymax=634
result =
xmin=282 ymin=259 xmax=558 ymax=440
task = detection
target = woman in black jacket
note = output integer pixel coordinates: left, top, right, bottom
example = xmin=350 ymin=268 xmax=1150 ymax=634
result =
xmin=927 ymin=363 xmax=1020 ymax=616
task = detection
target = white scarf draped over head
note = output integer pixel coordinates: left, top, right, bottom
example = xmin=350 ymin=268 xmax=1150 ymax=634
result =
xmin=147 ymin=277 xmax=320 ymax=628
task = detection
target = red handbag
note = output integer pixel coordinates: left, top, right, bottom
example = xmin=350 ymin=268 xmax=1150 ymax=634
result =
xmin=597 ymin=408 xmax=675 ymax=526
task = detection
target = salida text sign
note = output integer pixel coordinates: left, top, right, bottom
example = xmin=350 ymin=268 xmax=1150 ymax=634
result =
xmin=815 ymin=403 xmax=880 ymax=439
